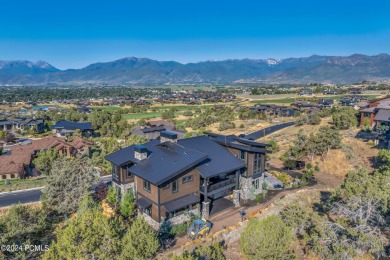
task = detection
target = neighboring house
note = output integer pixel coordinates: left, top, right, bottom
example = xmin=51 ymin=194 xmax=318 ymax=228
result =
xmin=0 ymin=136 xmax=93 ymax=179
xmin=51 ymin=120 xmax=94 ymax=137
xmin=76 ymin=106 xmax=92 ymax=113
xmin=359 ymin=96 xmax=390 ymax=129
xmin=0 ymin=118 xmax=45 ymax=133
xmin=318 ymin=99 xmax=334 ymax=109
xmin=250 ymin=104 xmax=295 ymax=117
xmin=0 ymin=153 xmax=31 ymax=180
xmin=105 ymin=131 xmax=270 ymax=229
xmin=11 ymin=136 xmax=93 ymax=158
xmin=323 ymin=89 xmax=343 ymax=95
xmin=131 ymin=120 xmax=185 ymax=140
xmin=298 ymin=89 xmax=314 ymax=96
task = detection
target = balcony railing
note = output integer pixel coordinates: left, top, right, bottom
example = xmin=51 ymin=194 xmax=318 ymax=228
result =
xmin=201 ymin=178 xmax=236 ymax=193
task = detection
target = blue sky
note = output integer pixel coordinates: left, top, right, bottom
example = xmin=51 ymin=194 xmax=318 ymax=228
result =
xmin=1 ymin=0 xmax=389 ymax=69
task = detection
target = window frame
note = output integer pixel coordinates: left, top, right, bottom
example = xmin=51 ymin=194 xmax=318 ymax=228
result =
xmin=253 ymin=153 xmax=262 ymax=175
xmin=112 ymin=163 xmax=120 ymax=180
xmin=126 ymin=164 xmax=133 ymax=178
xmin=172 ymin=179 xmax=178 ymax=193
xmin=143 ymin=180 xmax=151 ymax=193
xmin=240 ymin=150 xmax=246 ymax=160
xmin=162 ymin=183 xmax=170 ymax=190
xmin=182 ymin=175 xmax=193 ymax=184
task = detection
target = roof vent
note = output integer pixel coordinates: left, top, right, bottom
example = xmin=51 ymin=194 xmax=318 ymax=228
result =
xmin=134 ymin=145 xmax=147 ymax=161
xmin=160 ymin=131 xmax=177 ymax=143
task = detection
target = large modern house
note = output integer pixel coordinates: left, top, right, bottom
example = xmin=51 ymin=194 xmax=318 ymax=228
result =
xmin=105 ymin=131 xmax=270 ymax=229
xmin=0 ymin=118 xmax=45 ymax=133
xmin=51 ymin=120 xmax=94 ymax=137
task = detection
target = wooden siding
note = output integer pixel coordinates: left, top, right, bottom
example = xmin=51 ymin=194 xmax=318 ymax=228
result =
xmin=135 ymin=176 xmax=159 ymax=202
xmin=246 ymin=152 xmax=255 ymax=177
xmin=120 ymin=164 xmax=134 ymax=184
xmin=360 ymin=112 xmax=375 ymax=126
xmin=159 ymin=168 xmax=200 ymax=204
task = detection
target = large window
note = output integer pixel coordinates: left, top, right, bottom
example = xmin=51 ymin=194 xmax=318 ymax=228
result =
xmin=363 ymin=112 xmax=371 ymax=118
xmin=143 ymin=180 xmax=151 ymax=192
xmin=182 ymin=175 xmax=193 ymax=184
xmin=126 ymin=164 xmax=133 ymax=178
xmin=172 ymin=180 xmax=178 ymax=193
xmin=253 ymin=153 xmax=262 ymax=175
xmin=112 ymin=164 xmax=119 ymax=180
xmin=144 ymin=207 xmax=152 ymax=217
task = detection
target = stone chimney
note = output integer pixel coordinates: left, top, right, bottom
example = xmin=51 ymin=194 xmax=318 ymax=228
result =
xmin=134 ymin=145 xmax=147 ymax=160
xmin=160 ymin=131 xmax=178 ymax=143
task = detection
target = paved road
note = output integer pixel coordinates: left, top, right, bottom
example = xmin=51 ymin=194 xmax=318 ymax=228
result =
xmin=244 ymin=121 xmax=294 ymax=140
xmin=0 ymin=189 xmax=43 ymax=207
xmin=0 ymin=175 xmax=112 ymax=208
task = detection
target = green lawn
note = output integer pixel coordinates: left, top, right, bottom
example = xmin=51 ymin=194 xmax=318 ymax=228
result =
xmin=249 ymin=94 xmax=380 ymax=104
xmin=122 ymin=112 xmax=162 ymax=120
xmin=153 ymin=104 xmax=217 ymax=110
xmin=90 ymin=106 xmax=123 ymax=111
xmin=0 ymin=177 xmax=46 ymax=192
xmin=249 ymin=98 xmax=297 ymax=104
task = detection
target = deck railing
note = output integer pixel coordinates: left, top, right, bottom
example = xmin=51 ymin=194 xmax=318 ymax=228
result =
xmin=201 ymin=178 xmax=236 ymax=193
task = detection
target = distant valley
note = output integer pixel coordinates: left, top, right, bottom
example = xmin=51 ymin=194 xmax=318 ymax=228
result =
xmin=1 ymin=54 xmax=390 ymax=85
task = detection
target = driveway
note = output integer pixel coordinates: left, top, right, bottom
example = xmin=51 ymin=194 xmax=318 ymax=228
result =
xmin=244 ymin=121 xmax=294 ymax=140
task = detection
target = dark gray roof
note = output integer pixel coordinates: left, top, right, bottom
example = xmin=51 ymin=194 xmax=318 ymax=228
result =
xmin=374 ymin=109 xmax=390 ymax=122
xmin=105 ymin=139 xmax=158 ymax=166
xmin=206 ymin=133 xmax=270 ymax=153
xmin=129 ymin=141 xmax=207 ymax=185
xmin=136 ymin=196 xmax=153 ymax=209
xmin=178 ymin=136 xmax=245 ymax=178
xmin=106 ymin=140 xmax=208 ymax=186
xmin=51 ymin=120 xmax=93 ymax=131
xmin=142 ymin=126 xmax=166 ymax=133
xmin=0 ymin=120 xmax=12 ymax=126
xmin=0 ymin=118 xmax=44 ymax=126
xmin=163 ymin=194 xmax=200 ymax=212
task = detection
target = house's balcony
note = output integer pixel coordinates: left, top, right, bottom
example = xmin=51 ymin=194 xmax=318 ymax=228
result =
xmin=200 ymin=178 xmax=236 ymax=193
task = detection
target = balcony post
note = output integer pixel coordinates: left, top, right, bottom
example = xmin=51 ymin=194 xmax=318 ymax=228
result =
xmin=235 ymin=170 xmax=240 ymax=190
xmin=204 ymin=178 xmax=209 ymax=202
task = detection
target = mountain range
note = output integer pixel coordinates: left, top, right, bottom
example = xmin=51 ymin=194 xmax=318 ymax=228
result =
xmin=1 ymin=54 xmax=390 ymax=85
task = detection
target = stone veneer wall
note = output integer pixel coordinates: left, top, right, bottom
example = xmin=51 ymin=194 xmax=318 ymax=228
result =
xmin=113 ymin=182 xmax=135 ymax=198
xmin=169 ymin=208 xmax=200 ymax=225
xmin=239 ymin=175 xmax=263 ymax=201
xmin=140 ymin=208 xmax=200 ymax=231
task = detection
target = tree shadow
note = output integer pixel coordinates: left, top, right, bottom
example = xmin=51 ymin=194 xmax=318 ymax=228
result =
xmin=312 ymin=190 xmax=332 ymax=215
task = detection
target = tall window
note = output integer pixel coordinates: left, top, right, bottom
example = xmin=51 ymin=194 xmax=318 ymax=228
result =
xmin=112 ymin=164 xmax=119 ymax=180
xmin=143 ymin=180 xmax=151 ymax=192
xmin=253 ymin=153 xmax=262 ymax=175
xmin=253 ymin=179 xmax=260 ymax=189
xmin=126 ymin=164 xmax=133 ymax=178
xmin=240 ymin=150 xmax=246 ymax=160
xmin=172 ymin=180 xmax=178 ymax=193
xmin=144 ymin=207 xmax=152 ymax=217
